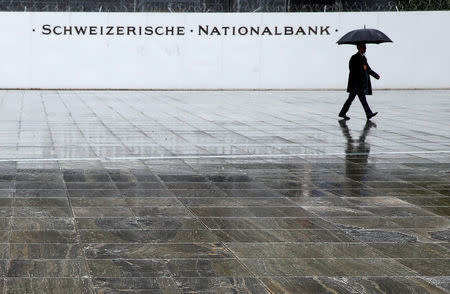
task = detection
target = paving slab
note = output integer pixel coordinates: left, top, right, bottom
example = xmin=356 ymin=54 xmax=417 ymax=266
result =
xmin=0 ymin=90 xmax=448 ymax=293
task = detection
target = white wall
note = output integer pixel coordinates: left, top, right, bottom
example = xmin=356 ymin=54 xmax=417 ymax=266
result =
xmin=0 ymin=11 xmax=448 ymax=89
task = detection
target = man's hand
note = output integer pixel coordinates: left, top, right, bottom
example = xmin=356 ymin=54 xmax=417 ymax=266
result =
xmin=376 ymin=75 xmax=380 ymax=80
xmin=363 ymin=65 xmax=367 ymax=70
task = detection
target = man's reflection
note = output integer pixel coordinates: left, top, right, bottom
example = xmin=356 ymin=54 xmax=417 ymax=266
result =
xmin=339 ymin=119 xmax=376 ymax=194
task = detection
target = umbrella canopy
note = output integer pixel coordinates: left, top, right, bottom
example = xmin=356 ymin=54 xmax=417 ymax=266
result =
xmin=337 ymin=28 xmax=393 ymax=45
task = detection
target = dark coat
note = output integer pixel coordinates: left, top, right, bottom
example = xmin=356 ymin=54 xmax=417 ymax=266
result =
xmin=346 ymin=52 xmax=379 ymax=95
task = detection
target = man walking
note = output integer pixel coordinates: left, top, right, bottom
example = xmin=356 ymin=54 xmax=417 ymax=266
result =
xmin=339 ymin=43 xmax=380 ymax=120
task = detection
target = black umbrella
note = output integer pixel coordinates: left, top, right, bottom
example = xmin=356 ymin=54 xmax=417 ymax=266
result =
xmin=337 ymin=27 xmax=393 ymax=45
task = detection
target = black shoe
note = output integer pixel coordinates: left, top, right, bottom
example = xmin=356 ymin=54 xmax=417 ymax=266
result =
xmin=367 ymin=112 xmax=378 ymax=120
xmin=338 ymin=114 xmax=350 ymax=120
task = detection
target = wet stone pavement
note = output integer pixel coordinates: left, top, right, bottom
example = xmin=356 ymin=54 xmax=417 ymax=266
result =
xmin=0 ymin=90 xmax=448 ymax=293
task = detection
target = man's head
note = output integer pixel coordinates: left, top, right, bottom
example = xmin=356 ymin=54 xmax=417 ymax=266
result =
xmin=357 ymin=43 xmax=366 ymax=54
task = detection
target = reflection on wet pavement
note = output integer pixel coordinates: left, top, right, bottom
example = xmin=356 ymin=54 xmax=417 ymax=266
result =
xmin=0 ymin=90 xmax=448 ymax=293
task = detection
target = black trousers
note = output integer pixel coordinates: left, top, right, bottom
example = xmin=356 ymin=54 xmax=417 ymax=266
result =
xmin=339 ymin=92 xmax=373 ymax=118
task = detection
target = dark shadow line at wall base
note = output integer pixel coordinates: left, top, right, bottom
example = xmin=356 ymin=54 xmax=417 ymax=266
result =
xmin=0 ymin=88 xmax=449 ymax=91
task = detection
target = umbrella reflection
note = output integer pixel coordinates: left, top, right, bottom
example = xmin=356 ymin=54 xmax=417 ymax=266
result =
xmin=339 ymin=120 xmax=377 ymax=194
